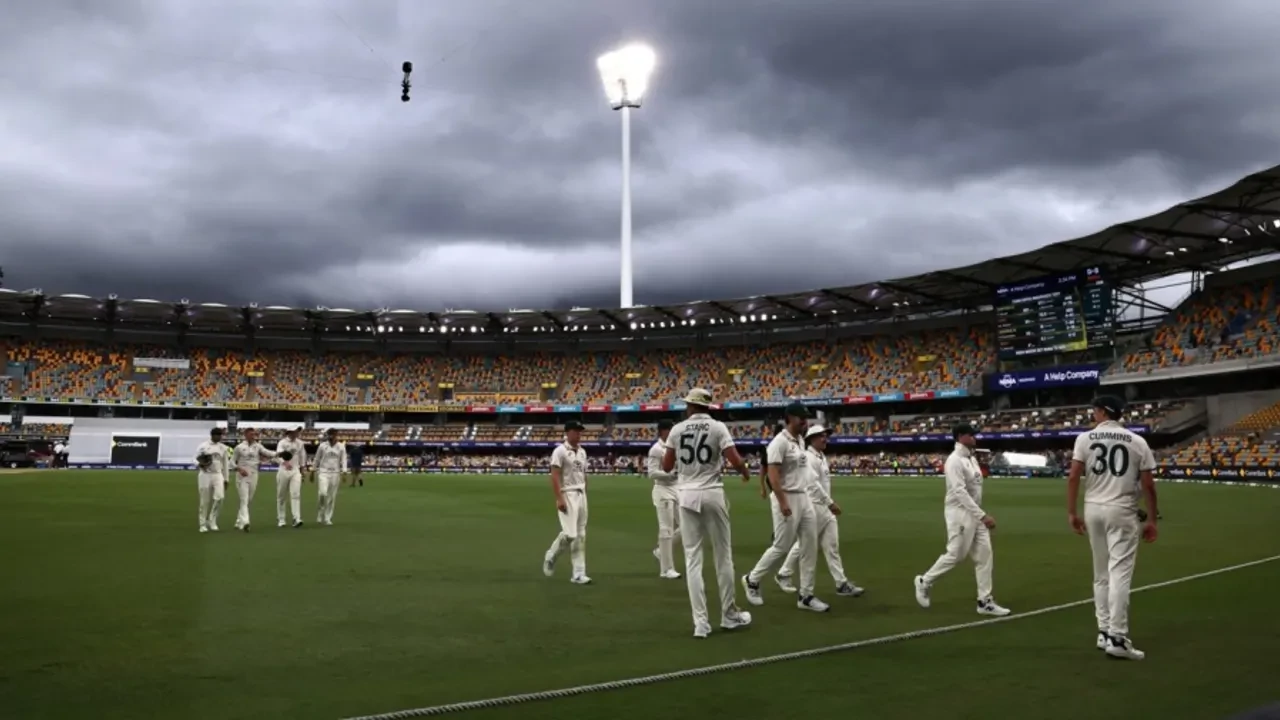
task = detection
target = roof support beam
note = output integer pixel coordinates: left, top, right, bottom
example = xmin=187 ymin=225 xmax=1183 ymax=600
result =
xmin=877 ymin=281 xmax=947 ymax=305
xmin=598 ymin=310 xmax=625 ymax=329
xmin=764 ymin=295 xmax=815 ymax=317
xmin=933 ymin=271 xmax=998 ymax=290
xmin=1122 ymin=224 xmax=1220 ymax=242
xmin=992 ymin=257 xmax=1060 ymax=274
xmin=540 ymin=311 xmax=564 ymax=331
xmin=820 ymin=288 xmax=877 ymax=310
xmin=1183 ymin=203 xmax=1280 ymax=218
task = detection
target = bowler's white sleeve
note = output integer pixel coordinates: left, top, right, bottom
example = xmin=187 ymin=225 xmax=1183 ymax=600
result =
xmin=944 ymin=455 xmax=985 ymax=521
xmin=765 ymin=435 xmax=786 ymax=465
xmin=550 ymin=445 xmax=566 ymax=469
xmin=712 ymin=422 xmax=734 ymax=452
xmin=1137 ymin=438 xmax=1156 ymax=472
xmin=1071 ymin=433 xmax=1090 ymax=464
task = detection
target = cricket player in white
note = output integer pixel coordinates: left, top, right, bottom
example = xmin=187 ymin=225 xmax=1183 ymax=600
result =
xmin=543 ymin=420 xmax=590 ymax=584
xmin=661 ymin=388 xmax=754 ymax=638
xmin=1067 ymin=395 xmax=1159 ymax=661
xmin=648 ymin=418 xmax=682 ymax=580
xmin=776 ymin=425 xmax=864 ymax=598
xmin=914 ymin=423 xmax=1011 ymax=616
xmin=275 ymin=426 xmax=307 ymax=528
xmin=743 ymin=402 xmax=833 ymax=612
xmin=230 ymin=427 xmax=277 ymax=533
xmin=311 ymin=428 xmax=347 ymax=526
xmin=194 ymin=427 xmax=230 ymax=533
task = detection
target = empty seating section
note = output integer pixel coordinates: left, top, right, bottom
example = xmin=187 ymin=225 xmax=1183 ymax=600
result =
xmin=7 ymin=340 xmax=131 ymax=401
xmin=436 ymin=354 xmax=556 ymax=401
xmin=1165 ymin=400 xmax=1280 ymax=468
xmin=256 ymin=351 xmax=363 ymax=405
xmin=832 ymin=328 xmax=988 ymax=396
xmin=141 ymin=348 xmax=260 ymax=403
xmin=365 ymin=355 xmax=436 ymax=405
xmin=1118 ymin=279 xmax=1280 ymax=373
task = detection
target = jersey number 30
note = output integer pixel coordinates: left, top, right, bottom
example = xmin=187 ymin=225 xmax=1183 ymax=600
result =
xmin=1088 ymin=443 xmax=1130 ymax=477
xmin=680 ymin=434 xmax=714 ymax=465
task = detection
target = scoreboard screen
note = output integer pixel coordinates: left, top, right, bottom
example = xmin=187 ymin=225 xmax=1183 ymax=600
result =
xmin=994 ymin=267 xmax=1113 ymax=359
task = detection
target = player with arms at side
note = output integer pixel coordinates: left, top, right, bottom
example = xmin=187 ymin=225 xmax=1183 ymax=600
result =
xmin=543 ymin=420 xmax=591 ymax=584
xmin=194 ymin=427 xmax=230 ymax=533
xmin=347 ymin=441 xmax=366 ymax=487
xmin=231 ymin=427 xmax=277 ymax=533
xmin=1067 ymin=395 xmax=1159 ymax=661
xmin=913 ymin=423 xmax=1011 ymax=617
xmin=647 ymin=418 xmax=682 ymax=580
xmin=661 ymin=388 xmax=754 ymax=639
xmin=275 ymin=426 xmax=306 ymax=528
xmin=311 ymin=428 xmax=347 ymax=526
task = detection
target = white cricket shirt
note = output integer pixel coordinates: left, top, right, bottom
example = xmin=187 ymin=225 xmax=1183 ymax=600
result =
xmin=195 ymin=441 xmax=229 ymax=478
xmin=313 ymin=441 xmax=347 ymax=474
xmin=668 ymin=414 xmax=735 ymax=490
xmin=274 ymin=438 xmax=307 ymax=472
xmin=551 ymin=442 xmax=587 ymax=492
xmin=803 ymin=446 xmax=834 ymax=507
xmin=647 ymin=440 xmax=677 ymax=486
xmin=766 ymin=429 xmax=808 ymax=493
xmin=943 ymin=443 xmax=986 ymax=521
xmin=1072 ymin=420 xmax=1155 ymax=510
xmin=232 ymin=441 xmax=275 ymax=473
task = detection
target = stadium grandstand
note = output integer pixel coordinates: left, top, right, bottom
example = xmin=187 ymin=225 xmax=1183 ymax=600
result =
xmin=3 ymin=166 xmax=1280 ymax=481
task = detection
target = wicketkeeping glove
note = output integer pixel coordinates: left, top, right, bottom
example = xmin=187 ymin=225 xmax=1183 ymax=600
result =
xmin=196 ymin=453 xmax=213 ymax=468
xmin=279 ymin=451 xmax=293 ymax=461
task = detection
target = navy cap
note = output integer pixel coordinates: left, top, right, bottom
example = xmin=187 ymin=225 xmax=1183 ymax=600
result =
xmin=657 ymin=419 xmax=675 ymax=431
xmin=564 ymin=420 xmax=585 ymax=431
xmin=784 ymin=402 xmax=810 ymax=419
xmin=1092 ymin=395 xmax=1126 ymax=417
xmin=952 ymin=423 xmax=977 ymax=440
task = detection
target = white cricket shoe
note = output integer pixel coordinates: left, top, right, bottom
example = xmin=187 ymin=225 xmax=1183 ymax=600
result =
xmin=913 ymin=575 xmax=931 ymax=608
xmin=721 ymin=609 xmax=752 ymax=630
xmin=542 ymin=554 xmax=556 ymax=577
xmin=570 ymin=574 xmax=592 ymax=585
xmin=1105 ymin=635 xmax=1145 ymax=660
xmin=322 ymin=520 xmax=333 ymax=526
xmin=278 ymin=522 xmax=287 ymax=528
xmin=1096 ymin=632 xmax=1108 ymax=650
xmin=774 ymin=573 xmax=797 ymax=594
xmin=741 ymin=575 xmax=764 ymax=606
xmin=660 ymin=569 xmax=682 ymax=580
xmin=977 ymin=598 xmax=1011 ymax=617
xmin=208 ymin=525 xmax=219 ymax=532
xmin=693 ymin=622 xmax=712 ymax=639
xmin=199 ymin=526 xmax=208 ymax=534
xmin=836 ymin=582 xmax=865 ymax=597
xmin=798 ymin=595 xmax=830 ymax=613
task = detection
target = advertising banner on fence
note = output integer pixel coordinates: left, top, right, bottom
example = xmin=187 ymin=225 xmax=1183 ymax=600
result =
xmin=988 ymin=363 xmax=1103 ymax=392
xmin=1157 ymin=465 xmax=1278 ymax=482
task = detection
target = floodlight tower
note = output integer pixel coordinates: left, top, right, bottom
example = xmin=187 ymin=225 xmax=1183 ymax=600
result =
xmin=596 ymin=43 xmax=656 ymax=309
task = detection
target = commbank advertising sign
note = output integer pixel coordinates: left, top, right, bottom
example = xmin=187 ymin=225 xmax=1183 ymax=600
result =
xmin=987 ymin=363 xmax=1103 ymax=392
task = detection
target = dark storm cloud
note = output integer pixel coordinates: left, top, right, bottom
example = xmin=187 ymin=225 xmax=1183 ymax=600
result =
xmin=1 ymin=0 xmax=1278 ymax=312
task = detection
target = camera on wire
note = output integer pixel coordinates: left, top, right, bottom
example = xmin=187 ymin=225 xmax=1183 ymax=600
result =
xmin=401 ymin=61 xmax=413 ymax=102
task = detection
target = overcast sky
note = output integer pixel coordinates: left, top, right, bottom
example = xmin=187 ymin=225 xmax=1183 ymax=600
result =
xmin=2 ymin=0 xmax=1278 ymax=312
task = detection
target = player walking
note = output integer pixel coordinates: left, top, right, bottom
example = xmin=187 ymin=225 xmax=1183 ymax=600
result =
xmin=194 ymin=427 xmax=230 ymax=533
xmin=775 ymin=424 xmax=864 ymax=598
xmin=913 ymin=423 xmax=1011 ymax=616
xmin=647 ymin=418 xmax=682 ymax=579
xmin=543 ymin=420 xmax=591 ymax=584
xmin=348 ymin=442 xmax=365 ymax=487
xmin=275 ymin=426 xmax=307 ymax=528
xmin=1067 ymin=395 xmax=1159 ymax=660
xmin=743 ymin=402 xmax=834 ymax=613
xmin=311 ymin=428 xmax=347 ymax=526
xmin=230 ymin=427 xmax=277 ymax=533
xmin=661 ymin=388 xmax=754 ymax=638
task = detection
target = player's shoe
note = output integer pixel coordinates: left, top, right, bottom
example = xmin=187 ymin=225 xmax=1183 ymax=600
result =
xmin=977 ymin=598 xmax=1011 ymax=616
xmin=797 ymin=595 xmax=830 ymax=613
xmin=1105 ymin=635 xmax=1145 ymax=660
xmin=243 ymin=524 xmax=250 ymax=533
xmin=1096 ymin=631 xmax=1108 ymax=650
xmin=774 ymin=573 xmax=797 ymax=594
xmin=293 ymin=520 xmax=304 ymax=529
xmin=570 ymin=575 xmax=592 ymax=585
xmin=322 ymin=520 xmax=333 ymax=527
xmin=913 ymin=575 xmax=931 ymax=608
xmin=199 ymin=526 xmax=208 ymax=534
xmin=836 ymin=582 xmax=865 ymax=597
xmin=741 ymin=575 xmax=764 ymax=606
xmin=278 ymin=521 xmax=287 ymax=528
xmin=660 ymin=569 xmax=682 ymax=580
xmin=542 ymin=554 xmax=556 ymax=577
xmin=720 ymin=609 xmax=752 ymax=631
xmin=208 ymin=525 xmax=219 ymax=532
xmin=693 ymin=622 xmax=712 ymax=639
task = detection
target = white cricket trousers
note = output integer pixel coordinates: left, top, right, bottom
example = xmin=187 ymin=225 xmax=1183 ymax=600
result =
xmin=781 ymin=506 xmax=847 ymax=587
xmin=235 ymin=471 xmax=259 ymax=528
xmin=316 ymin=471 xmax=341 ymax=523
xmin=197 ymin=472 xmax=225 ymax=530
xmin=921 ymin=506 xmax=994 ymax=600
xmin=1085 ymin=502 xmax=1140 ymax=637
xmin=276 ymin=469 xmax=302 ymax=524
xmin=653 ymin=484 xmax=681 ymax=575
xmin=546 ymin=489 xmax=588 ymax=577
xmin=748 ymin=491 xmax=819 ymax=597
xmin=679 ymin=488 xmax=739 ymax=629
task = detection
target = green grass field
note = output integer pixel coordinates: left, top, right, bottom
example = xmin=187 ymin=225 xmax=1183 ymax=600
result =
xmin=1 ymin=470 xmax=1278 ymax=720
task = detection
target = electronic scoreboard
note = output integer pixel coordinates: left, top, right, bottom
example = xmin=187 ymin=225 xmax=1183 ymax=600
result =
xmin=994 ymin=267 xmax=1113 ymax=359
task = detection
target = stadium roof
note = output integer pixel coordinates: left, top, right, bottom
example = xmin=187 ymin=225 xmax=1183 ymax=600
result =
xmin=3 ymin=164 xmax=1280 ymax=337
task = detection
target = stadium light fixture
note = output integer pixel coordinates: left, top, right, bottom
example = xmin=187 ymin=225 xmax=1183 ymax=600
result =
xmin=597 ymin=42 xmax=657 ymax=309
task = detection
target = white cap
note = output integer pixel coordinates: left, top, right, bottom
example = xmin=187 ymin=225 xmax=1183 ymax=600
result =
xmin=805 ymin=424 xmax=830 ymax=439
xmin=683 ymin=388 xmax=713 ymax=405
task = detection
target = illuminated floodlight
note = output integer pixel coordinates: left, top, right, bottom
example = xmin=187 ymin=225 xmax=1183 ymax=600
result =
xmin=596 ymin=43 xmax=657 ymax=110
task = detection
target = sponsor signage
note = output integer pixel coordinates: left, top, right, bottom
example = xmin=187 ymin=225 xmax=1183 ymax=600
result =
xmin=110 ymin=435 xmax=161 ymax=465
xmin=1157 ymin=465 xmax=1278 ymax=482
xmin=988 ymin=363 xmax=1103 ymax=392
xmin=133 ymin=357 xmax=190 ymax=369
